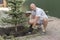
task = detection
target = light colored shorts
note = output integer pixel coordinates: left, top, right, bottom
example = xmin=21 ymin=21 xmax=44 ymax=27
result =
xmin=37 ymin=17 xmax=48 ymax=25
xmin=37 ymin=20 xmax=43 ymax=25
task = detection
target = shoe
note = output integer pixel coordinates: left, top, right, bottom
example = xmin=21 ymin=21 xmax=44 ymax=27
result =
xmin=27 ymin=32 xmax=32 ymax=35
xmin=27 ymin=28 xmax=33 ymax=34
xmin=42 ymin=30 xmax=46 ymax=34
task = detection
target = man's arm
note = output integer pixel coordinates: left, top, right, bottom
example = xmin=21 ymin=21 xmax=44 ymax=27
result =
xmin=32 ymin=16 xmax=40 ymax=28
xmin=32 ymin=10 xmax=41 ymax=28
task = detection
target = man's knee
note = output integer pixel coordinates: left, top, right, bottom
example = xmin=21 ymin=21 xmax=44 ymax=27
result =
xmin=43 ymin=18 xmax=48 ymax=23
xmin=28 ymin=20 xmax=34 ymax=24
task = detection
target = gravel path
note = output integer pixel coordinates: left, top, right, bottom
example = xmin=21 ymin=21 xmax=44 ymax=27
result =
xmin=16 ymin=17 xmax=60 ymax=40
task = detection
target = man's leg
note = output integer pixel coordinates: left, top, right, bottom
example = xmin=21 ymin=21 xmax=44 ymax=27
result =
xmin=42 ymin=18 xmax=48 ymax=33
xmin=28 ymin=24 xmax=33 ymax=32
xmin=28 ymin=20 xmax=34 ymax=33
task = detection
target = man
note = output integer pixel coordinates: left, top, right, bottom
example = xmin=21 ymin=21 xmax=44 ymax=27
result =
xmin=28 ymin=3 xmax=48 ymax=34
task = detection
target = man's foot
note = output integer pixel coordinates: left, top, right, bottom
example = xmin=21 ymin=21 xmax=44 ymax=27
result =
xmin=27 ymin=28 xmax=33 ymax=34
xmin=27 ymin=32 xmax=32 ymax=35
xmin=42 ymin=29 xmax=46 ymax=34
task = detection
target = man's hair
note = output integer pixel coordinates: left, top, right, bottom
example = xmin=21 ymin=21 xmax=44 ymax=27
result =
xmin=30 ymin=3 xmax=36 ymax=7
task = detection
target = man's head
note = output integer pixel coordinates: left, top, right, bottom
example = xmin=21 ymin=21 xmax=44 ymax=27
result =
xmin=30 ymin=3 xmax=36 ymax=10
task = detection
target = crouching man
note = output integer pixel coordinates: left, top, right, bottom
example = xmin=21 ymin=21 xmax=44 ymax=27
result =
xmin=27 ymin=3 xmax=48 ymax=34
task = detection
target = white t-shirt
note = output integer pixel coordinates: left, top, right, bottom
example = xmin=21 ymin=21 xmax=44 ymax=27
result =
xmin=31 ymin=7 xmax=48 ymax=20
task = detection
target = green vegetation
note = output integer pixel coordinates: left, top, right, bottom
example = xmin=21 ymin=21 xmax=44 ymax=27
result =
xmin=2 ymin=0 xmax=27 ymax=32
